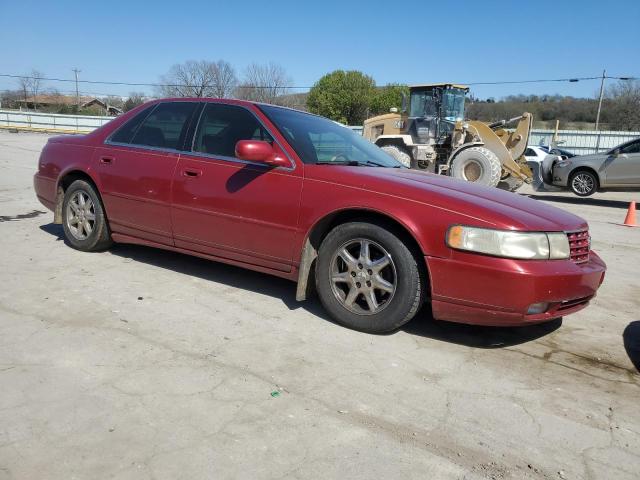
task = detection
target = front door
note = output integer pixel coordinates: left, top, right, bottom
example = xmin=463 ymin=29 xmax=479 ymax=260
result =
xmin=171 ymin=102 xmax=302 ymax=272
xmin=605 ymin=139 xmax=640 ymax=185
xmin=94 ymin=101 xmax=199 ymax=245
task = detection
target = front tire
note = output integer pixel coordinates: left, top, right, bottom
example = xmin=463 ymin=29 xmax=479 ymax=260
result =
xmin=315 ymin=222 xmax=425 ymax=333
xmin=450 ymin=146 xmax=501 ymax=188
xmin=62 ymin=179 xmax=112 ymax=251
xmin=569 ymin=170 xmax=598 ymax=197
xmin=380 ymin=144 xmax=412 ymax=168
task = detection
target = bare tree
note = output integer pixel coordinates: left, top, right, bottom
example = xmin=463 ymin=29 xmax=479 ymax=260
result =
xmin=16 ymin=70 xmax=44 ymax=110
xmin=236 ymin=62 xmax=293 ymax=104
xmin=603 ymin=80 xmax=640 ymax=131
xmin=158 ymin=60 xmax=237 ymax=98
xmin=18 ymin=76 xmax=30 ymax=102
xmin=209 ymin=61 xmax=238 ymax=98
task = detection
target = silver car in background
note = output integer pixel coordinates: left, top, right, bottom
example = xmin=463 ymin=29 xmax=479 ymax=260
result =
xmin=546 ymin=137 xmax=640 ymax=196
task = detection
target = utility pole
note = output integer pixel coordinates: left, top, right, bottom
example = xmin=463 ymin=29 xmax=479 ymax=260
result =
xmin=72 ymin=68 xmax=81 ymax=111
xmin=594 ymin=69 xmax=606 ymax=152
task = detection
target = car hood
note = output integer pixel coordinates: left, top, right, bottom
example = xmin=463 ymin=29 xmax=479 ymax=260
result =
xmin=305 ymin=166 xmax=588 ymax=232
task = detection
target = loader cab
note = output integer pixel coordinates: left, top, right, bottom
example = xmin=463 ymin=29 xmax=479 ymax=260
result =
xmin=406 ymin=84 xmax=469 ymax=144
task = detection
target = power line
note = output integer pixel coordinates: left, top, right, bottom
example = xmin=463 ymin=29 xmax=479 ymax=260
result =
xmin=0 ymin=88 xmax=141 ymax=98
xmin=0 ymin=73 xmax=309 ymax=89
xmin=0 ymin=72 xmax=636 ymax=90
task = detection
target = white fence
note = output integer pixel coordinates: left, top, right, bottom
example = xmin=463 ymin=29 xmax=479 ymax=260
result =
xmin=0 ymin=109 xmax=115 ymax=133
xmin=529 ymin=129 xmax=640 ymax=155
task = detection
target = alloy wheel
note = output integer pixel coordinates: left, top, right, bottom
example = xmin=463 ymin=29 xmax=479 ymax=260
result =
xmin=329 ymin=238 xmax=397 ymax=315
xmin=66 ymin=190 xmax=96 ymax=240
xmin=572 ymin=173 xmax=595 ymax=195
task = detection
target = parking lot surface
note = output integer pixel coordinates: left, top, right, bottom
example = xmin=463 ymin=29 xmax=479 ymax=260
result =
xmin=1 ymin=131 xmax=639 ymax=480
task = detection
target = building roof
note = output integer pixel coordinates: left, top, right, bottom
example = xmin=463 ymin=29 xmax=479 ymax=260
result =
xmin=409 ymin=83 xmax=469 ymax=91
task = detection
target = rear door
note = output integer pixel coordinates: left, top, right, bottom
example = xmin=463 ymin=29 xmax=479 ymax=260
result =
xmin=94 ymin=101 xmax=199 ymax=245
xmin=171 ymin=102 xmax=302 ymax=272
xmin=605 ymin=139 xmax=640 ymax=185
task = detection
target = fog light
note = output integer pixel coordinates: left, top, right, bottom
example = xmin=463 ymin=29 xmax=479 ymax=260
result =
xmin=527 ymin=302 xmax=549 ymax=315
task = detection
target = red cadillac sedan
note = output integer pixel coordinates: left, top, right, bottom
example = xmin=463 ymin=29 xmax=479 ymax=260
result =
xmin=34 ymin=99 xmax=606 ymax=333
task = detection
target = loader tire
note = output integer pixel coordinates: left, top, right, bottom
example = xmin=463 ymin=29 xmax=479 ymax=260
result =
xmin=450 ymin=146 xmax=501 ymax=188
xmin=381 ymin=144 xmax=412 ymax=168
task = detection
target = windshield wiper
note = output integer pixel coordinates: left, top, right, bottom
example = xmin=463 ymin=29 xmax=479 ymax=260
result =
xmin=316 ymin=160 xmax=387 ymax=167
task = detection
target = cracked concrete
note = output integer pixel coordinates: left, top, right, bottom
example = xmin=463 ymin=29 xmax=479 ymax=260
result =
xmin=0 ymin=131 xmax=639 ymax=479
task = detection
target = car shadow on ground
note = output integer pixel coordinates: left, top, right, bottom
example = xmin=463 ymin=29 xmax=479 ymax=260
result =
xmin=40 ymin=222 xmax=561 ymax=349
xmin=527 ymin=194 xmax=632 ymax=209
xmin=623 ymin=321 xmax=640 ymax=372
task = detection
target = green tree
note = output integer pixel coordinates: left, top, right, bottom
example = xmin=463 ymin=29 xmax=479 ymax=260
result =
xmin=307 ymin=70 xmax=376 ymax=125
xmin=369 ymin=83 xmax=409 ymax=116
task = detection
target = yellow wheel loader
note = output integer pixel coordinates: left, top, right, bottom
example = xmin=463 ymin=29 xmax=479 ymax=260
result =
xmin=362 ymin=84 xmax=533 ymax=191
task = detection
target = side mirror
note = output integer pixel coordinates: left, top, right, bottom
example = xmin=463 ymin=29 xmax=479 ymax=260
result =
xmin=401 ymin=92 xmax=407 ymax=113
xmin=235 ymin=140 xmax=290 ymax=167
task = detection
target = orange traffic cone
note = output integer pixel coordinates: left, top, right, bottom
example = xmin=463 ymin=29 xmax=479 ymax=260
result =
xmin=623 ymin=201 xmax=637 ymax=227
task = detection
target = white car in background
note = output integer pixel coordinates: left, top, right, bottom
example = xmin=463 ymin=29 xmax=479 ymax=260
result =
xmin=524 ymin=146 xmax=550 ymax=163
xmin=525 ymin=146 xmax=576 ymax=163
xmin=524 ymin=146 xmax=574 ymax=191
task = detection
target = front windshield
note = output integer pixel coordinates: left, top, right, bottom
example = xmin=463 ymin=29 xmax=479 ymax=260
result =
xmin=409 ymin=90 xmax=437 ymax=118
xmin=259 ymin=105 xmax=403 ymax=167
xmin=442 ymin=89 xmax=466 ymax=122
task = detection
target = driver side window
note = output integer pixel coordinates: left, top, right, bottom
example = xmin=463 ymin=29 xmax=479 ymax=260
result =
xmin=620 ymin=140 xmax=640 ymax=155
xmin=193 ymin=103 xmax=273 ymax=158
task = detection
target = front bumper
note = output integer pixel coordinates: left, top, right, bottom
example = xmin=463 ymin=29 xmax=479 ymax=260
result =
xmin=427 ymin=250 xmax=606 ymax=326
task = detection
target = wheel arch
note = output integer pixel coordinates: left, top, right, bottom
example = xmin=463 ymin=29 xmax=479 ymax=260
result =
xmin=448 ymin=142 xmax=485 ymax=165
xmin=295 ymin=207 xmax=431 ymax=301
xmin=54 ymin=169 xmax=103 ymax=224
xmin=569 ymin=166 xmax=601 ymax=187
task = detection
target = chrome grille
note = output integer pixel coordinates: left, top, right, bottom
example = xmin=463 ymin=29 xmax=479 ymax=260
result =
xmin=567 ymin=229 xmax=590 ymax=264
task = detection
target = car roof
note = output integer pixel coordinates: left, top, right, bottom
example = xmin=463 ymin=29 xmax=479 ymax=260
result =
xmin=141 ymin=97 xmax=321 ymax=117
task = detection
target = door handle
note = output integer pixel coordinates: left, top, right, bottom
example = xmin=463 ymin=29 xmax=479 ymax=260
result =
xmin=183 ymin=168 xmax=202 ymax=178
xmin=99 ymin=156 xmax=114 ymax=164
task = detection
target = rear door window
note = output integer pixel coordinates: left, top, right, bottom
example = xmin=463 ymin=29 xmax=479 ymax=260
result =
xmin=192 ymin=103 xmax=273 ymax=158
xmin=109 ymin=105 xmax=155 ymax=144
xmin=130 ymin=102 xmax=198 ymax=150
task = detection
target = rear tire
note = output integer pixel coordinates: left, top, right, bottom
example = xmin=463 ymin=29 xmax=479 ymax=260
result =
xmin=62 ymin=179 xmax=112 ymax=251
xmin=450 ymin=146 xmax=501 ymax=188
xmin=381 ymin=144 xmax=412 ymax=168
xmin=315 ymin=222 xmax=425 ymax=333
xmin=569 ymin=170 xmax=598 ymax=197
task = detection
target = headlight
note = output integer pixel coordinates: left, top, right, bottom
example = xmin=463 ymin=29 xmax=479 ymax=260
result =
xmin=446 ymin=226 xmax=570 ymax=260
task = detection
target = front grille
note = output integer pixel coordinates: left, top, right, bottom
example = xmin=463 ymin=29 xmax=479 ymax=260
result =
xmin=567 ymin=229 xmax=590 ymax=264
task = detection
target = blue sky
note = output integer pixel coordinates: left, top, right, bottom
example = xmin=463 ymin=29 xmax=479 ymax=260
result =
xmin=1 ymin=0 xmax=638 ymax=100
